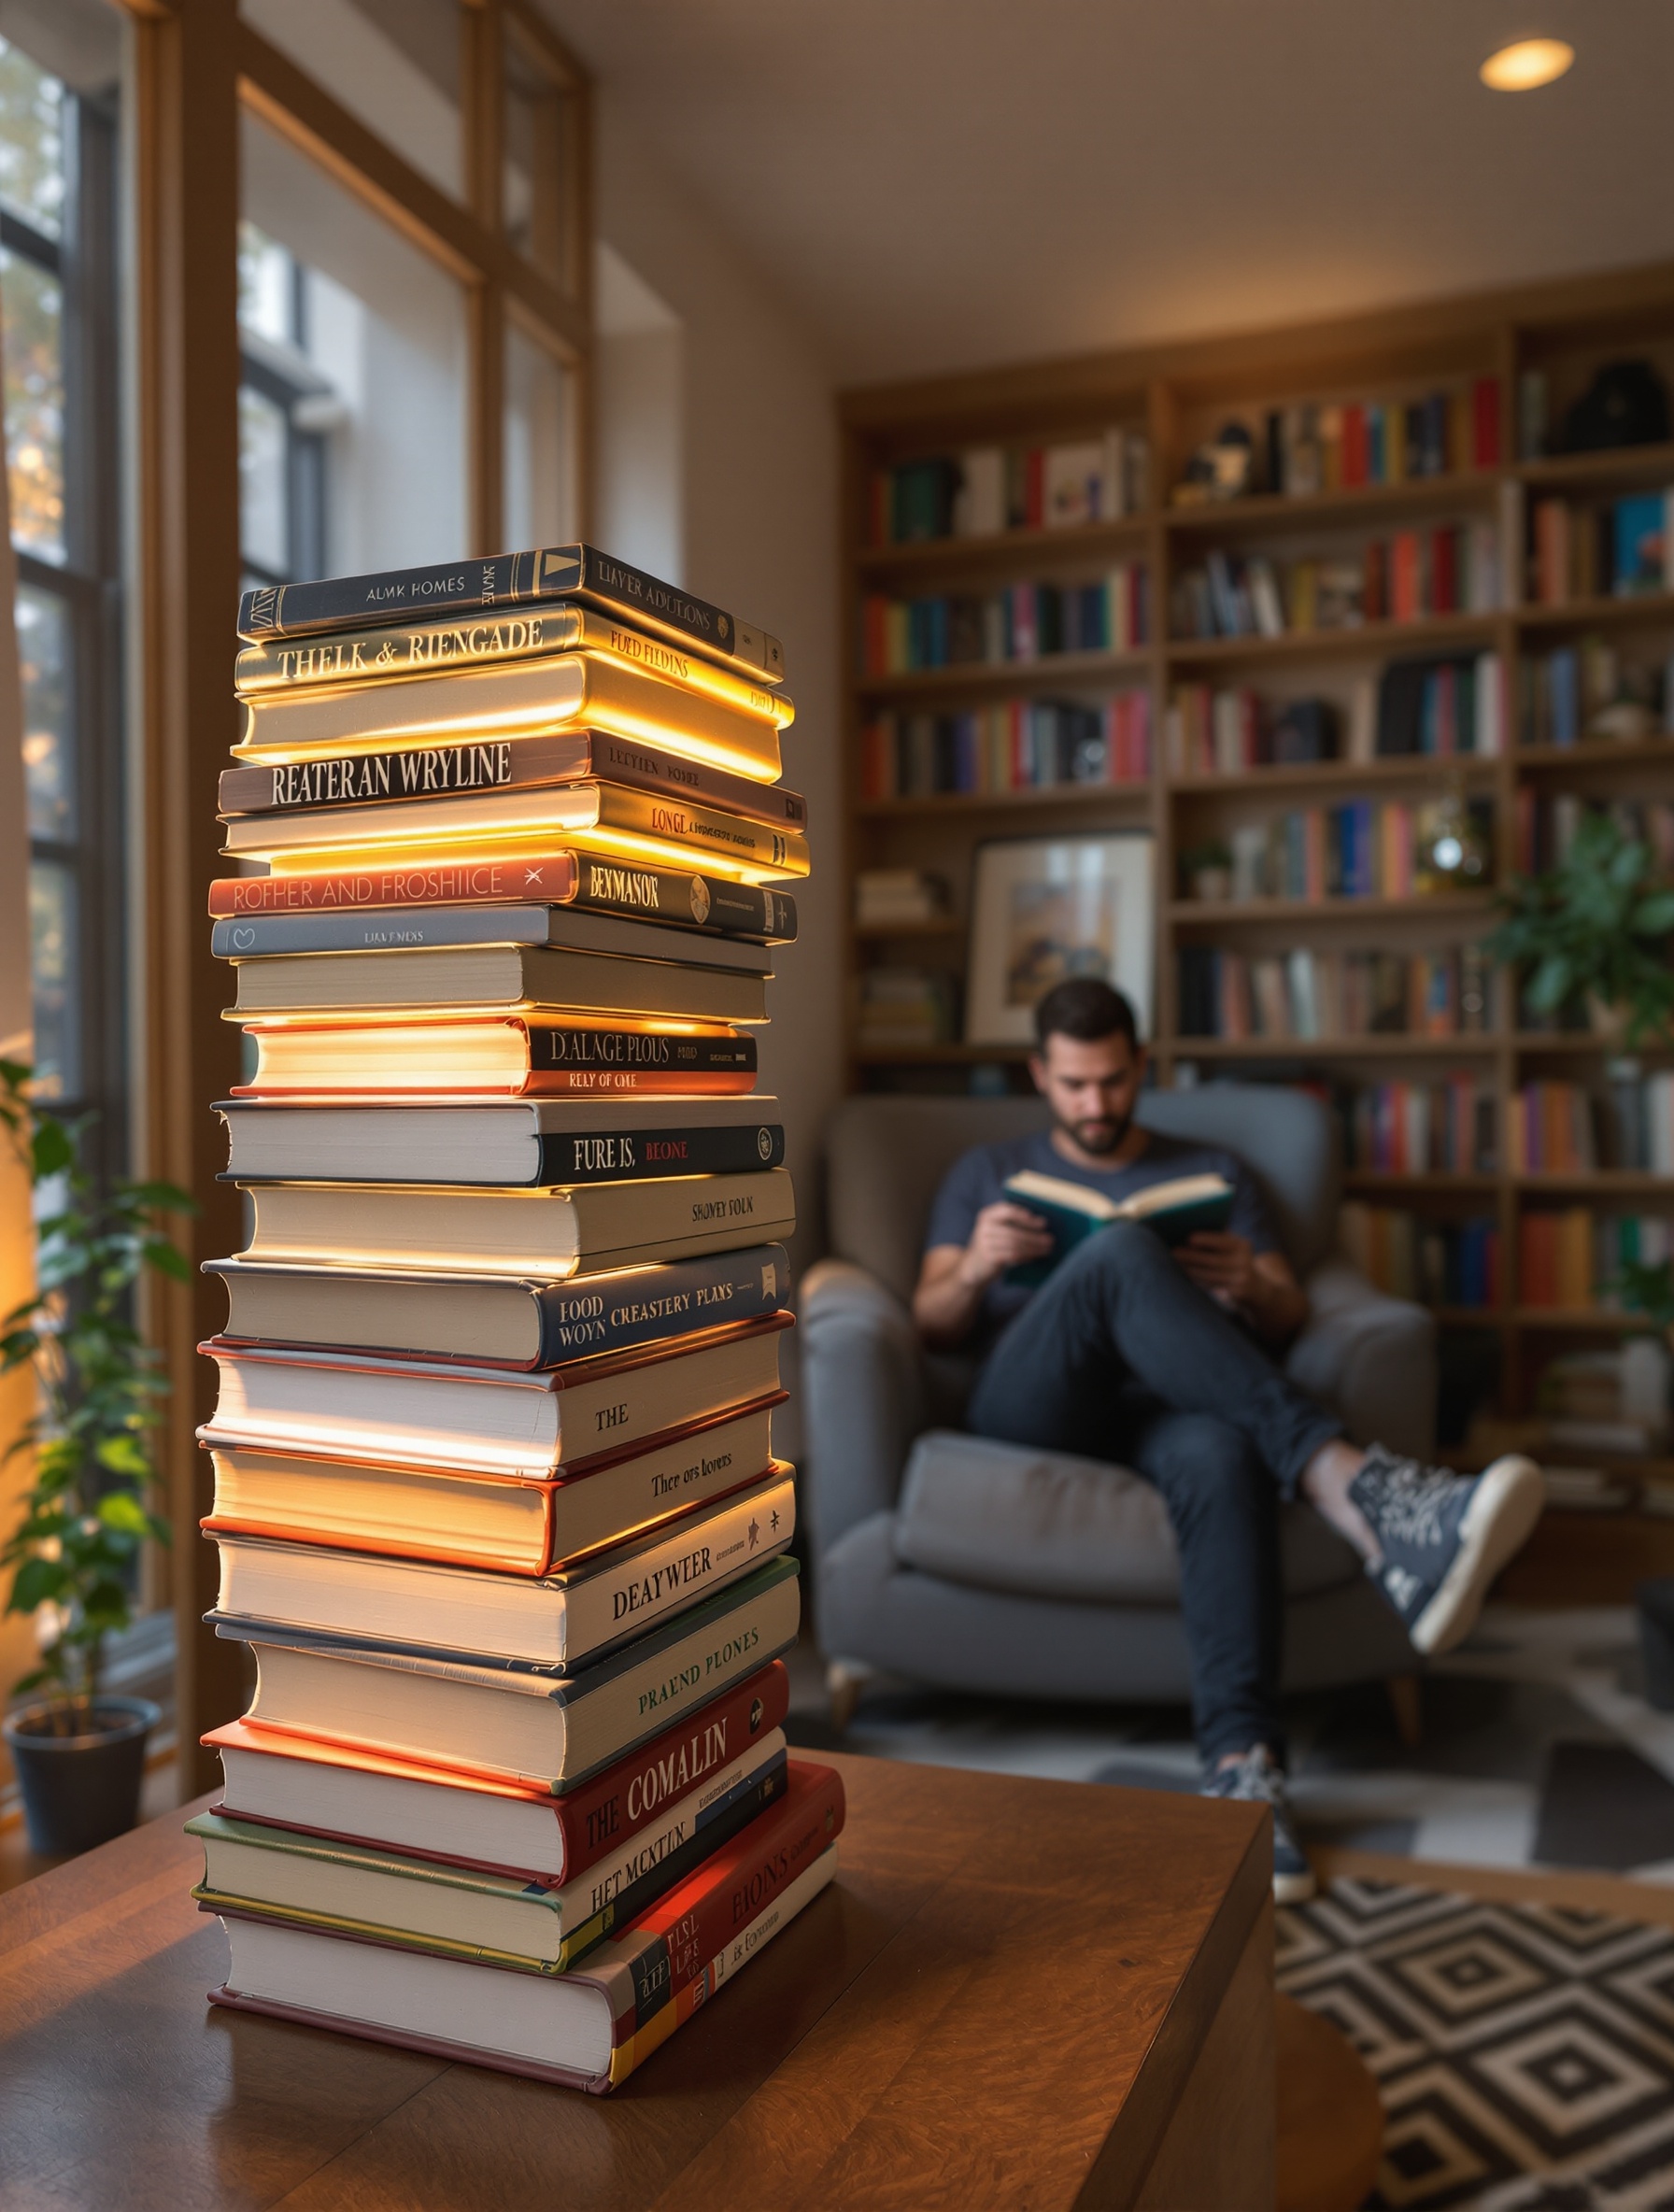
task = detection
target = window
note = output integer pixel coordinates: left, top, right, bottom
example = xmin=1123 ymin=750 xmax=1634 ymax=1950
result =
xmin=0 ymin=6 xmax=126 ymax=1177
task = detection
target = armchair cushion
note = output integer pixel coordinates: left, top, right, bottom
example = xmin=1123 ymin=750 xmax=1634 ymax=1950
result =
xmin=892 ymin=1428 xmax=1364 ymax=1605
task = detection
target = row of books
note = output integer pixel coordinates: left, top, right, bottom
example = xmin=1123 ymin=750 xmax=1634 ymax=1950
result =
xmin=855 ymin=966 xmax=958 ymax=1049
xmin=1528 ymin=491 xmax=1674 ymax=605
xmin=1339 ymin=1205 xmax=1500 ymax=1310
xmin=868 ymin=430 xmax=1151 ymax=544
xmin=1513 ymin=1066 xmax=1674 ymax=1176
xmin=858 ymin=694 xmax=1153 ymax=801
xmin=853 ymin=868 xmax=949 ymax=929
xmin=1517 ymin=1207 xmax=1674 ymax=1309
xmin=1343 ymin=1077 xmax=1497 ymax=1174
xmin=1537 ymin=1341 xmax=1673 ymax=1459
xmin=1176 ymin=945 xmax=1493 ymax=1044
xmin=1507 ymin=1080 xmax=1597 ymax=1172
xmin=1186 ymin=798 xmax=1491 ymax=905
xmin=1514 ymin=792 xmax=1674 ymax=878
xmin=1172 ymin=523 xmax=1502 ymax=642
xmin=1518 ymin=639 xmax=1674 ymax=749
xmin=860 ymin=567 xmax=1151 ymax=675
xmin=189 ymin=543 xmax=841 ymax=2094
xmin=1262 ymin=382 xmax=1502 ymax=497
xmin=1166 ymin=654 xmax=1505 ymax=774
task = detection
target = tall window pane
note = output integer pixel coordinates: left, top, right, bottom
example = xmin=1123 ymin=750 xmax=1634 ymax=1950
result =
xmin=0 ymin=246 xmax=64 ymax=562
xmin=504 ymin=28 xmax=575 ymax=291
xmin=242 ymin=107 xmax=471 ymax=578
xmin=27 ymin=859 xmax=78 ymax=1100
xmin=242 ymin=0 xmax=463 ymax=201
xmin=18 ymin=583 xmax=72 ymax=839
xmin=504 ymin=320 xmax=575 ymax=549
xmin=0 ymin=36 xmax=65 ymax=238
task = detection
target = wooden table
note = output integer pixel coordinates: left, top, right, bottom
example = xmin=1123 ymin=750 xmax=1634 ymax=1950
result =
xmin=0 ymin=1750 xmax=1273 ymax=2210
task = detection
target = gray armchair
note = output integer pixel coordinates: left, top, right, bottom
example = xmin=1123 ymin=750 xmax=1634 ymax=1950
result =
xmin=800 ymin=1085 xmax=1431 ymax=1726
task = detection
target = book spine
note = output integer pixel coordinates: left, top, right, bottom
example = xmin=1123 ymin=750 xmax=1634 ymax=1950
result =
xmin=219 ymin=735 xmax=807 ymax=831
xmin=534 ymin=1121 xmax=784 ymax=1185
xmin=556 ymin=1659 xmax=790 ymax=1879
xmin=601 ymin=1765 xmax=845 ymax=2059
xmin=588 ymin=787 xmax=810 ymax=878
xmin=560 ymin=1476 xmax=795 ymax=1667
xmin=536 ymin=1243 xmax=789 ymax=1360
xmin=523 ymin=1026 xmax=757 ymax=1080
xmin=207 ymin=856 xmax=797 ymax=942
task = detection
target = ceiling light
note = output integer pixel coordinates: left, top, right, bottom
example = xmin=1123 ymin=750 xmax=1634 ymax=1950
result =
xmin=1480 ymin=37 xmax=1575 ymax=90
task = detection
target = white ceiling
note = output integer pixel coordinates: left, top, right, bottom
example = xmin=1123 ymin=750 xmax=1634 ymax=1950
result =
xmin=540 ymin=0 xmax=1674 ymax=390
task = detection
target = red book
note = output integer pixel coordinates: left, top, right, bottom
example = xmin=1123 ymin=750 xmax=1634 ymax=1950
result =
xmin=204 ymin=1660 xmax=792 ymax=1886
xmin=1390 ymin=532 xmax=1423 ymax=623
xmin=1362 ymin=540 xmax=1388 ymax=622
xmin=1472 ymin=376 xmax=1501 ymax=469
xmin=1341 ymin=404 xmax=1369 ymax=489
xmin=1025 ymin=447 xmax=1045 ymax=530
xmin=1430 ymin=525 xmax=1458 ymax=616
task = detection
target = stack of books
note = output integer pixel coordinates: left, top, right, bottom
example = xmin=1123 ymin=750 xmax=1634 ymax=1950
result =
xmin=188 ymin=545 xmax=844 ymax=2093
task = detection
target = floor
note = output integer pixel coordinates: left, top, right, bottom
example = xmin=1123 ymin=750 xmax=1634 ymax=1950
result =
xmin=785 ymin=1605 xmax=1674 ymax=1881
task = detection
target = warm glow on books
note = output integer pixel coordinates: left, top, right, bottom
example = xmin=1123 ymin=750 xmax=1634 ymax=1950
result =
xmin=262 ymin=827 xmax=803 ymax=886
xmin=236 ymin=704 xmax=781 ymax=787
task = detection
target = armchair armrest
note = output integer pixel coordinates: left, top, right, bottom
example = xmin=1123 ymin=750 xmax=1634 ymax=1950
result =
xmin=798 ymin=1259 xmax=927 ymax=1556
xmin=1286 ymin=1257 xmax=1438 ymax=1460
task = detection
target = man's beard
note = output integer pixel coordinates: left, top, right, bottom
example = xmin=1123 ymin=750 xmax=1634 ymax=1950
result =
xmin=1055 ymin=1104 xmax=1131 ymax=1156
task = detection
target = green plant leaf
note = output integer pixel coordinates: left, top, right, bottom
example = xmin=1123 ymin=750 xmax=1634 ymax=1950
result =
xmin=7 ymin=1554 xmax=68 ymax=1612
xmin=96 ymin=1492 xmax=152 ymax=1535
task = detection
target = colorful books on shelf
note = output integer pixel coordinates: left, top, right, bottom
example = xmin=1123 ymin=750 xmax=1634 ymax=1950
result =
xmin=868 ymin=429 xmax=1150 ymax=546
xmin=1167 ymin=656 xmax=1502 ymax=775
xmin=860 ymin=568 xmax=1149 ymax=676
xmin=1339 ymin=1204 xmax=1499 ymax=1310
xmin=191 ymin=544 xmax=839 ymax=2095
xmin=1529 ymin=489 xmax=1674 ymax=606
xmin=1184 ymin=797 xmax=1492 ymax=905
xmin=859 ymin=694 xmax=1151 ymax=801
xmin=1177 ymin=946 xmax=1492 ymax=1045
xmin=1172 ymin=523 xmax=1501 ymax=643
xmin=1219 ymin=378 xmax=1500 ymax=502
xmin=1518 ymin=638 xmax=1674 ymax=750
xmin=1509 ymin=1081 xmax=1598 ymax=1173
xmin=1342 ymin=1076 xmax=1497 ymax=1174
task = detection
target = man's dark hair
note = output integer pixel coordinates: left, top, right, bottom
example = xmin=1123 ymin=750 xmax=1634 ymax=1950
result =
xmin=1032 ymin=977 xmax=1141 ymax=1053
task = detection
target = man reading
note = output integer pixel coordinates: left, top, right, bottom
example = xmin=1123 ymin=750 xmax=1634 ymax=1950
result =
xmin=914 ymin=976 xmax=1541 ymax=1901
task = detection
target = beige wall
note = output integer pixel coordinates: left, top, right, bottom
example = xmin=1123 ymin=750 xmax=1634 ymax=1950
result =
xmin=591 ymin=94 xmax=844 ymax=1453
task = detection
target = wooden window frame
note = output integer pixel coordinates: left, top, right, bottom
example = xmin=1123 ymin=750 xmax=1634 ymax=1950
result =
xmin=111 ymin=0 xmax=591 ymax=1794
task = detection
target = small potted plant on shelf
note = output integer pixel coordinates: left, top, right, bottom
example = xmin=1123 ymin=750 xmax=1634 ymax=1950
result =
xmin=1484 ymin=809 xmax=1674 ymax=1045
xmin=0 ymin=1059 xmax=192 ymax=1857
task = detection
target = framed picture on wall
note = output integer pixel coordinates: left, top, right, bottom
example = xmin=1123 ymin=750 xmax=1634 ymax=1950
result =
xmin=964 ymin=832 xmax=1154 ymax=1046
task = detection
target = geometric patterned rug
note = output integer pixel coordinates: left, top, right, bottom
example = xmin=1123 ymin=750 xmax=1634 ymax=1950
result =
xmin=1279 ymin=1881 xmax=1674 ymax=2210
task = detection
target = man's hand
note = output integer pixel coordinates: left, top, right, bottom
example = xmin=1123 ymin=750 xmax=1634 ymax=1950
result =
xmin=1174 ymin=1229 xmax=1260 ymax=1305
xmin=957 ymin=1201 xmax=1054 ymax=1289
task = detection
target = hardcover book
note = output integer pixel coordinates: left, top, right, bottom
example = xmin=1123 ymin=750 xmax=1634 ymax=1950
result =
xmin=206 ymin=1243 xmax=790 ymax=1366
xmin=214 ymin=1099 xmax=785 ymax=1190
xmin=224 ymin=944 xmax=769 ymax=1028
xmin=236 ymin=545 xmax=787 ymax=687
xmin=234 ymin=654 xmax=783 ymax=787
xmin=218 ymin=1554 xmax=802 ymax=1790
xmin=206 ymin=1763 xmax=844 ymax=2093
xmin=208 ymin=1468 xmax=796 ymax=1667
xmin=202 ymin=1413 xmax=786 ymax=1580
xmin=209 ymin=902 xmax=775 ymax=971
xmin=204 ymin=1657 xmax=792 ymax=1882
xmin=192 ymin=1730 xmax=787 ymax=1970
xmin=220 ymin=732 xmax=804 ymax=828
xmin=1001 ymin=1167 xmax=1234 ymax=1285
xmin=228 ymin=1166 xmax=794 ymax=1274
xmin=232 ymin=1018 xmax=759 ymax=1099
xmin=208 ymin=854 xmax=798 ymax=943
xmin=198 ymin=1315 xmax=789 ymax=1477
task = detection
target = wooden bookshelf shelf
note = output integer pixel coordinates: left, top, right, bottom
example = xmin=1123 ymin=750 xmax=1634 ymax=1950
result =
xmin=1168 ymin=893 xmax=1494 ymax=926
xmin=856 ymin=515 xmax=1151 ymax=579
xmin=856 ymin=783 xmax=1151 ymax=820
xmin=856 ymin=647 xmax=1151 ymax=702
xmin=1165 ymin=612 xmax=1499 ymax=670
xmin=841 ymin=255 xmax=1674 ymax=1441
xmin=1163 ymin=473 xmax=1498 ymax=537
xmin=1169 ymin=756 xmax=1501 ymax=797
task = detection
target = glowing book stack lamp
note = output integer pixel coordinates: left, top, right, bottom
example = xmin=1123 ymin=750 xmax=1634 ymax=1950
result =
xmin=191 ymin=546 xmax=840 ymax=2092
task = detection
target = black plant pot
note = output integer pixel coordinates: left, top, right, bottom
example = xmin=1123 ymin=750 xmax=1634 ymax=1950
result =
xmin=3 ymin=1696 xmax=160 ymax=1857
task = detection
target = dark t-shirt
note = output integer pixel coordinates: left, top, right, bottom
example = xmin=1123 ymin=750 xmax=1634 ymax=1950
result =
xmin=922 ymin=1127 xmax=1282 ymax=1351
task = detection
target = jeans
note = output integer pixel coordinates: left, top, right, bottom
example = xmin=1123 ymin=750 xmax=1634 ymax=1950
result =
xmin=964 ymin=1221 xmax=1341 ymax=1764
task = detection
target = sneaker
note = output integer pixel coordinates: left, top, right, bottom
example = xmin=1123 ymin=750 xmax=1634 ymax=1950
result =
xmin=1350 ymin=1447 xmax=1543 ymax=1656
xmin=1203 ymin=1745 xmax=1315 ymax=1904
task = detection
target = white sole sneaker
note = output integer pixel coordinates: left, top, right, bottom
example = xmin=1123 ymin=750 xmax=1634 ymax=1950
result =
xmin=1274 ymin=1862 xmax=1317 ymax=1906
xmin=1409 ymin=1453 xmax=1543 ymax=1656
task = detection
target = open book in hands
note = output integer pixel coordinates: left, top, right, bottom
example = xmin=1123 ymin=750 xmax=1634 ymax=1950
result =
xmin=1000 ymin=1168 xmax=1235 ymax=1288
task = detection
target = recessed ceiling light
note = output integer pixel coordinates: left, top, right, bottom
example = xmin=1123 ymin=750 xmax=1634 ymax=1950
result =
xmin=1480 ymin=36 xmax=1575 ymax=91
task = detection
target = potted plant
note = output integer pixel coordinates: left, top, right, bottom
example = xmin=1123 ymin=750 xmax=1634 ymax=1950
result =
xmin=0 ymin=1059 xmax=192 ymax=1856
xmin=1484 ymin=809 xmax=1674 ymax=1045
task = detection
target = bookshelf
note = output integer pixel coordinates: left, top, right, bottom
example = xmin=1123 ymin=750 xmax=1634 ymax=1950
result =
xmin=837 ymin=259 xmax=1674 ymax=1465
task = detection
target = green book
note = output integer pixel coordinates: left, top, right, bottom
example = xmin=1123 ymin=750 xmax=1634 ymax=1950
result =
xmin=1001 ymin=1168 xmax=1234 ymax=1287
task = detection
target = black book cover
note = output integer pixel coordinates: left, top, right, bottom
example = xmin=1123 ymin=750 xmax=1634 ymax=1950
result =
xmin=533 ymin=1120 xmax=783 ymax=1183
